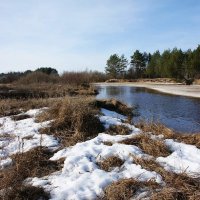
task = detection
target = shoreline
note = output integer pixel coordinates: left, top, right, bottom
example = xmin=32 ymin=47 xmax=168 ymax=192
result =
xmin=94 ymin=82 xmax=200 ymax=99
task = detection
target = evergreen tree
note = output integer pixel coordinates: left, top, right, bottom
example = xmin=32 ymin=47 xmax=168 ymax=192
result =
xmin=130 ymin=50 xmax=146 ymax=78
xmin=35 ymin=67 xmax=58 ymax=75
xmin=146 ymin=51 xmax=161 ymax=78
xmin=105 ymin=54 xmax=128 ymax=78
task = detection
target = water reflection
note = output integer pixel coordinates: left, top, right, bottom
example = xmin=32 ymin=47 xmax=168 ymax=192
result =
xmin=96 ymin=85 xmax=200 ymax=133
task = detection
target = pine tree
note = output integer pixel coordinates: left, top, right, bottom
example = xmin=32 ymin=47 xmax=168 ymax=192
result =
xmin=105 ymin=54 xmax=128 ymax=78
xmin=130 ymin=50 xmax=146 ymax=78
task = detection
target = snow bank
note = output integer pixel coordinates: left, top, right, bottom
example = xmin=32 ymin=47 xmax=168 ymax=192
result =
xmin=1 ymin=107 xmax=200 ymax=199
xmin=30 ymin=110 xmax=162 ymax=200
xmin=0 ymin=109 xmax=59 ymax=169
xmin=157 ymin=139 xmax=200 ymax=174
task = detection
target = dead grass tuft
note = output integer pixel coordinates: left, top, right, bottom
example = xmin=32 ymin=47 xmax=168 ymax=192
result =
xmin=0 ymin=98 xmax=54 ymax=117
xmin=106 ymin=125 xmax=131 ymax=135
xmin=2 ymin=185 xmax=49 ymax=200
xmin=38 ymin=97 xmax=104 ymax=146
xmin=121 ymin=133 xmax=171 ymax=157
xmin=95 ymin=99 xmax=133 ymax=118
xmin=136 ymin=121 xmax=174 ymax=139
xmin=132 ymin=157 xmax=200 ymax=200
xmin=0 ymin=147 xmax=63 ymax=192
xmin=174 ymin=134 xmax=200 ymax=149
xmin=97 ymin=156 xmax=124 ymax=172
xmin=103 ymin=141 xmax=113 ymax=146
xmin=151 ymin=173 xmax=200 ymax=200
xmin=102 ymin=178 xmax=159 ymax=200
xmin=11 ymin=114 xmax=31 ymax=121
xmin=137 ymin=121 xmax=200 ymax=149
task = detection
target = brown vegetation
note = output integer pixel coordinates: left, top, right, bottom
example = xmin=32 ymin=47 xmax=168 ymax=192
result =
xmin=16 ymin=71 xmax=59 ymax=85
xmin=132 ymin=157 xmax=200 ymax=200
xmin=0 ymin=147 xmax=62 ymax=199
xmin=102 ymin=178 xmax=159 ymax=200
xmin=106 ymin=125 xmax=131 ymax=135
xmin=136 ymin=121 xmax=174 ymax=139
xmin=102 ymin=156 xmax=200 ymax=200
xmin=97 ymin=156 xmax=124 ymax=171
xmin=137 ymin=121 xmax=200 ymax=148
xmin=0 ymin=98 xmax=53 ymax=117
xmin=2 ymin=186 xmax=49 ymax=200
xmin=11 ymin=114 xmax=31 ymax=121
xmin=121 ymin=133 xmax=171 ymax=157
xmin=174 ymin=134 xmax=200 ymax=149
xmin=103 ymin=141 xmax=113 ymax=146
xmin=38 ymin=97 xmax=104 ymax=146
xmin=95 ymin=99 xmax=133 ymax=118
xmin=61 ymin=71 xmax=107 ymax=86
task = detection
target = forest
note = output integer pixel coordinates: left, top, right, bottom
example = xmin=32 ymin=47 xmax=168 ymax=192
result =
xmin=105 ymin=45 xmax=200 ymax=80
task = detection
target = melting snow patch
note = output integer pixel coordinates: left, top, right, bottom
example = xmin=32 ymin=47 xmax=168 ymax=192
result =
xmin=157 ymin=139 xmax=200 ymax=174
xmin=0 ymin=108 xmax=59 ymax=169
xmin=30 ymin=123 xmax=162 ymax=200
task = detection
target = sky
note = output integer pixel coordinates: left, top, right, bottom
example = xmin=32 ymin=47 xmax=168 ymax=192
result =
xmin=0 ymin=0 xmax=200 ymax=73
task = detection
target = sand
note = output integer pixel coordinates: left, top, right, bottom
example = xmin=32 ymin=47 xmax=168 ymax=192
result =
xmin=94 ymin=82 xmax=200 ymax=98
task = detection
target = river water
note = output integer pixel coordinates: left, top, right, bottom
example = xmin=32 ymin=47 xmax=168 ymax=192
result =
xmin=96 ymin=85 xmax=200 ymax=133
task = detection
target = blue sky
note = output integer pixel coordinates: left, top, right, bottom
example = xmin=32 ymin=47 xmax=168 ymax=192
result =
xmin=0 ymin=0 xmax=200 ymax=73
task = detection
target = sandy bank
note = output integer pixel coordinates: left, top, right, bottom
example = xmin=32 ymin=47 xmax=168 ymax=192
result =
xmin=94 ymin=82 xmax=200 ymax=98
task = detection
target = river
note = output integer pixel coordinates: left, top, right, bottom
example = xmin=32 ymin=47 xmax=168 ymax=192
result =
xmin=96 ymin=85 xmax=200 ymax=133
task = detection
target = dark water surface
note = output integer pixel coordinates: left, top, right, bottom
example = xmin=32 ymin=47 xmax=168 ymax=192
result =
xmin=96 ymin=85 xmax=200 ymax=133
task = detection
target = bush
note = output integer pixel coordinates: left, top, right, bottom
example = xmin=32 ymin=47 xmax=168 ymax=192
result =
xmin=16 ymin=72 xmax=59 ymax=85
xmin=61 ymin=71 xmax=107 ymax=86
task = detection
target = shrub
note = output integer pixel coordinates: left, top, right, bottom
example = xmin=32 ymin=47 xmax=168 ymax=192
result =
xmin=16 ymin=72 xmax=59 ymax=85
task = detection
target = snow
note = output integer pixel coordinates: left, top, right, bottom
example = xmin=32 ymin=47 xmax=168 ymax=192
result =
xmin=1 ymin=107 xmax=200 ymax=199
xmin=99 ymin=108 xmax=141 ymax=133
xmin=0 ymin=109 xmax=59 ymax=169
xmin=157 ymin=139 xmax=200 ymax=174
xmin=31 ymin=134 xmax=163 ymax=200
xmin=29 ymin=110 xmax=162 ymax=200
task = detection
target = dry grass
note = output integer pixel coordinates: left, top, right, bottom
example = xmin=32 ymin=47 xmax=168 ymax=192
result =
xmin=132 ymin=157 xmax=200 ymax=200
xmin=95 ymin=99 xmax=133 ymax=118
xmin=16 ymin=71 xmax=59 ymax=85
xmin=11 ymin=114 xmax=31 ymax=121
xmin=2 ymin=185 xmax=49 ymax=200
xmin=103 ymin=141 xmax=113 ymax=146
xmin=151 ymin=173 xmax=200 ymax=200
xmin=0 ymin=98 xmax=54 ymax=117
xmin=106 ymin=125 xmax=131 ymax=135
xmin=121 ymin=133 xmax=171 ymax=157
xmin=174 ymin=134 xmax=200 ymax=149
xmin=0 ymin=147 xmax=62 ymax=199
xmin=136 ymin=121 xmax=174 ymax=139
xmin=61 ymin=71 xmax=107 ymax=86
xmin=137 ymin=121 xmax=200 ymax=148
xmin=102 ymin=178 xmax=159 ymax=200
xmin=38 ymin=97 xmax=104 ymax=146
xmin=97 ymin=156 xmax=124 ymax=171
xmin=0 ymin=82 xmax=98 ymax=100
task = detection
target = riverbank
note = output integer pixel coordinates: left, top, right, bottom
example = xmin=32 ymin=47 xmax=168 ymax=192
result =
xmin=0 ymin=100 xmax=200 ymax=199
xmin=94 ymin=82 xmax=200 ymax=98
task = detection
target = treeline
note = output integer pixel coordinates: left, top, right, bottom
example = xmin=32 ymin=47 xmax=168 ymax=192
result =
xmin=0 ymin=67 xmax=58 ymax=84
xmin=0 ymin=67 xmax=106 ymax=85
xmin=105 ymin=45 xmax=200 ymax=80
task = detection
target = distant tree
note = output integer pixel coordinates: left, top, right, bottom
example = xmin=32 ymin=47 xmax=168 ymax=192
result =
xmin=192 ymin=45 xmax=200 ymax=78
xmin=119 ymin=54 xmax=128 ymax=78
xmin=35 ymin=67 xmax=58 ymax=75
xmin=105 ymin=54 xmax=128 ymax=78
xmin=130 ymin=50 xmax=146 ymax=78
xmin=146 ymin=51 xmax=161 ymax=78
